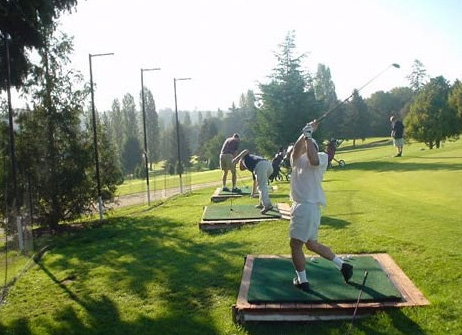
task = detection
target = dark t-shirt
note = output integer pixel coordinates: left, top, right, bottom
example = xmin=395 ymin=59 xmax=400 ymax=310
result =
xmin=392 ymin=121 xmax=404 ymax=139
xmin=243 ymin=154 xmax=265 ymax=172
xmin=221 ymin=137 xmax=239 ymax=155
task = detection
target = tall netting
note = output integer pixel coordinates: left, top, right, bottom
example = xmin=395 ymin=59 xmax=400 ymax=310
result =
xmin=1 ymin=212 xmax=34 ymax=303
xmin=112 ymin=163 xmax=192 ymax=208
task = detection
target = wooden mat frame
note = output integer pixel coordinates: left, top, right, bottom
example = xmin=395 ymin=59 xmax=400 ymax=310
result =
xmin=232 ymin=253 xmax=430 ymax=323
xmin=199 ymin=203 xmax=290 ymax=230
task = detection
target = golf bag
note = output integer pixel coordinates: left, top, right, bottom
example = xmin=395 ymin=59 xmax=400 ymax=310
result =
xmin=269 ymin=146 xmax=292 ymax=182
xmin=326 ymin=138 xmax=346 ymax=168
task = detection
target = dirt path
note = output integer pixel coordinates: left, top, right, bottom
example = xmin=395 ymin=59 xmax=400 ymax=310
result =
xmin=113 ymin=180 xmax=225 ymax=208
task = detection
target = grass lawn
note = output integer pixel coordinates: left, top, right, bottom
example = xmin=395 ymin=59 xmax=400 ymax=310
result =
xmin=1 ymin=138 xmax=461 ymax=334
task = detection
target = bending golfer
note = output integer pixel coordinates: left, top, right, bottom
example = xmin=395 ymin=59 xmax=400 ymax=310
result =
xmin=232 ymin=150 xmax=273 ymax=214
xmin=290 ymin=120 xmax=353 ymax=292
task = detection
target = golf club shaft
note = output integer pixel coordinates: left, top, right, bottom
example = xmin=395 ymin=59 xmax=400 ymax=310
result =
xmin=352 ymin=270 xmax=369 ymax=322
xmin=318 ymin=63 xmax=400 ymax=123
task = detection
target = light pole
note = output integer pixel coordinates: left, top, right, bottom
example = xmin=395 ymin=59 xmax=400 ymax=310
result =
xmin=89 ymin=52 xmax=114 ymax=221
xmin=141 ymin=67 xmax=161 ymax=205
xmin=3 ymin=33 xmax=18 ymax=214
xmin=173 ymin=77 xmax=191 ymax=193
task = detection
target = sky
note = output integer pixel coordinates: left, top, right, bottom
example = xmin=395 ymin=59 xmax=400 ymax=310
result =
xmin=22 ymin=0 xmax=462 ymax=112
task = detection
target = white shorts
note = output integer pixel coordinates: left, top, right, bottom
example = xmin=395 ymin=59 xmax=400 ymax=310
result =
xmin=289 ymin=202 xmax=321 ymax=243
xmin=393 ymin=138 xmax=404 ymax=147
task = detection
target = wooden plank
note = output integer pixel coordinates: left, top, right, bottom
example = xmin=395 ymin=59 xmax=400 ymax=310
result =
xmin=372 ymin=253 xmax=430 ymax=306
xmin=276 ymin=203 xmax=291 ymax=220
xmin=236 ymin=255 xmax=254 ymax=308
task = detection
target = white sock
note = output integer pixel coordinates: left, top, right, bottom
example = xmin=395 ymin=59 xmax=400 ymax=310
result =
xmin=296 ymin=270 xmax=308 ymax=283
xmin=332 ymin=256 xmax=344 ymax=270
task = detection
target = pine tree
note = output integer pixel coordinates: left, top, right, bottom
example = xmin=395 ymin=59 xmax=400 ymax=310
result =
xmin=256 ymin=31 xmax=319 ymax=156
xmin=406 ymin=76 xmax=460 ymax=148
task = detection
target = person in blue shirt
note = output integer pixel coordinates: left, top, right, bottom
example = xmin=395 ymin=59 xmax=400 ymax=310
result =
xmin=232 ymin=149 xmax=274 ymax=214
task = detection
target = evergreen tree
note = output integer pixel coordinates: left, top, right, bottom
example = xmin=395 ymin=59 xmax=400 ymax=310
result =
xmin=99 ymin=114 xmax=124 ymax=197
xmin=139 ymin=88 xmax=160 ymax=168
xmin=121 ymin=136 xmax=142 ymax=175
xmin=407 ymin=59 xmax=428 ymax=93
xmin=366 ymin=87 xmax=413 ymax=136
xmin=314 ymin=63 xmax=339 ymax=139
xmin=203 ymin=134 xmax=225 ymax=169
xmin=13 ymin=31 xmax=119 ymax=229
xmin=342 ymin=90 xmax=369 ymax=146
xmin=257 ymin=31 xmax=319 ymax=156
xmin=196 ymin=118 xmax=219 ymax=162
xmin=122 ymin=93 xmax=139 ymax=139
xmin=110 ymin=99 xmax=124 ymax=159
xmin=406 ymin=76 xmax=460 ymax=148
xmin=448 ymin=80 xmax=462 ymax=131
xmin=121 ymin=93 xmax=142 ymax=174
xmin=0 ymin=0 xmax=78 ymax=87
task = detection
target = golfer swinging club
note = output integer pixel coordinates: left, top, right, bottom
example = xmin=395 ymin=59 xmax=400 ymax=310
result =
xmin=290 ymin=120 xmax=353 ymax=292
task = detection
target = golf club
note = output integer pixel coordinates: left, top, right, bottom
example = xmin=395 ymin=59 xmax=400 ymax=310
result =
xmin=351 ymin=270 xmax=369 ymax=324
xmin=317 ymin=63 xmax=400 ymax=123
xmin=230 ymin=187 xmax=234 ymax=211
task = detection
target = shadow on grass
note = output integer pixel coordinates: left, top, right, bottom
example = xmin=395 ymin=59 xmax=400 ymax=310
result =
xmin=322 ymin=216 xmax=350 ymax=229
xmin=0 ymin=214 xmax=246 ymax=334
xmin=346 ymin=160 xmax=462 ymax=172
xmin=0 ymin=187 xmax=428 ymax=335
xmin=354 ymin=308 xmax=426 ymax=335
xmin=337 ymin=139 xmax=392 ymax=153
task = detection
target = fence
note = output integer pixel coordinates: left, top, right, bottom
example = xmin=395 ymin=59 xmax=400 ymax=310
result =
xmin=1 ymin=213 xmax=34 ymax=303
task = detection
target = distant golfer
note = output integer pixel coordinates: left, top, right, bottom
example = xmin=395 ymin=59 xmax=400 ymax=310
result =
xmin=289 ymin=120 xmax=353 ymax=293
xmin=390 ymin=115 xmax=404 ymax=157
xmin=232 ymin=150 xmax=273 ymax=214
xmin=219 ymin=133 xmax=241 ymax=192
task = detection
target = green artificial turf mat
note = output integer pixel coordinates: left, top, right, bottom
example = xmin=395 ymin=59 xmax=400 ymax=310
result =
xmin=219 ymin=186 xmax=252 ymax=195
xmin=202 ymin=204 xmax=281 ymax=220
xmin=247 ymin=256 xmax=402 ymax=303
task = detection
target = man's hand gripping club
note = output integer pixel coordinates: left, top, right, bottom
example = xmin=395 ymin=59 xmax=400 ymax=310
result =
xmin=302 ymin=120 xmax=318 ymax=139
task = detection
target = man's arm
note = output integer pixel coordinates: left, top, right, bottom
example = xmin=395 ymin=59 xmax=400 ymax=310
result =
xmin=232 ymin=149 xmax=249 ymax=165
xmin=292 ymin=120 xmax=319 ymax=166
xmin=306 ymin=138 xmax=320 ymax=166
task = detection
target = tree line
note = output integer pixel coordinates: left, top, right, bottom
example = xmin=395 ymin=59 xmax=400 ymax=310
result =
xmin=1 ymin=3 xmax=461 ymax=231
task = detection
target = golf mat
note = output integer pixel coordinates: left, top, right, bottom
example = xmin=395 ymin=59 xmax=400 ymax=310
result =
xmin=232 ymin=254 xmax=430 ymax=323
xmin=247 ymin=255 xmax=401 ymax=303
xmin=203 ymin=204 xmax=281 ymax=221
xmin=200 ymin=203 xmax=290 ymax=230
xmin=219 ymin=186 xmax=252 ymax=195
xmin=211 ymin=186 xmax=275 ymax=202
xmin=210 ymin=186 xmax=252 ymax=202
